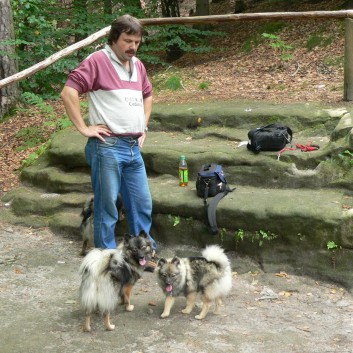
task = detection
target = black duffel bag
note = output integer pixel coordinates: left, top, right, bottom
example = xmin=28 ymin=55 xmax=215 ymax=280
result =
xmin=247 ymin=123 xmax=293 ymax=153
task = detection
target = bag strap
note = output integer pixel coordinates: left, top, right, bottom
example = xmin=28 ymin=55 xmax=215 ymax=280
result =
xmin=203 ymin=185 xmax=235 ymax=235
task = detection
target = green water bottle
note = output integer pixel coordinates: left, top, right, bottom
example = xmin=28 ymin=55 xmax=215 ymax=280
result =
xmin=179 ymin=155 xmax=188 ymax=187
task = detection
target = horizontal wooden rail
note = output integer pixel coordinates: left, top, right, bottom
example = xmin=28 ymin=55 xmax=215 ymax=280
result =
xmin=140 ymin=10 xmax=353 ymax=25
xmin=1 ymin=10 xmax=353 ymax=89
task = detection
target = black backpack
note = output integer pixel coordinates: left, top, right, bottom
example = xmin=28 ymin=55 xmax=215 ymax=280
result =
xmin=247 ymin=124 xmax=293 ymax=153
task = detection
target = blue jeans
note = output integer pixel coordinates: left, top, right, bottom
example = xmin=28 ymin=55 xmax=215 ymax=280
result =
xmin=85 ymin=136 xmax=156 ymax=250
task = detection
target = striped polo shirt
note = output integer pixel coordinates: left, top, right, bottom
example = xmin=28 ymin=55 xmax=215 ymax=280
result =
xmin=65 ymin=45 xmax=152 ymax=136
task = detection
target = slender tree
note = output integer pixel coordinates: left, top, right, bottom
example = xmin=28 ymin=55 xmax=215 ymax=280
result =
xmin=160 ymin=0 xmax=183 ymax=62
xmin=161 ymin=0 xmax=180 ymax=17
xmin=0 ymin=0 xmax=19 ymax=119
xmin=344 ymin=0 xmax=353 ymax=8
xmin=234 ymin=0 xmax=246 ymax=13
xmin=196 ymin=0 xmax=209 ymax=16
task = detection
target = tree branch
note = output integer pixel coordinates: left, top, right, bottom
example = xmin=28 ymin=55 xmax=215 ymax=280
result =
xmin=1 ymin=10 xmax=353 ymax=89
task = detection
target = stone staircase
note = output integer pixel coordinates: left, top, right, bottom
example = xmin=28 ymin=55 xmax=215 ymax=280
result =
xmin=2 ymin=100 xmax=353 ymax=287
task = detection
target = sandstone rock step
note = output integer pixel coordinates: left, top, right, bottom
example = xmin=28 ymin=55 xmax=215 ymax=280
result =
xmin=3 ymin=176 xmax=353 ymax=248
xmin=22 ymin=127 xmax=353 ymax=192
xmin=2 ymin=101 xmax=353 ymax=288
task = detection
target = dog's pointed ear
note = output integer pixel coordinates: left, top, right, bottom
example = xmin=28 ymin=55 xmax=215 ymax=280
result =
xmin=109 ymin=253 xmax=118 ymax=269
xmin=138 ymin=230 xmax=148 ymax=239
xmin=171 ymin=257 xmax=180 ymax=267
xmin=108 ymin=253 xmax=120 ymax=275
xmin=123 ymin=233 xmax=132 ymax=245
xmin=158 ymin=258 xmax=166 ymax=267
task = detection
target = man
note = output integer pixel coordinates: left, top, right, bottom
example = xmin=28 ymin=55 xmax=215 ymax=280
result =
xmin=60 ymin=15 xmax=157 ymax=260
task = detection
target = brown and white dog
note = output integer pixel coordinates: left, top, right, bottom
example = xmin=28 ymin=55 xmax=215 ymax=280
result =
xmin=79 ymin=231 xmax=152 ymax=332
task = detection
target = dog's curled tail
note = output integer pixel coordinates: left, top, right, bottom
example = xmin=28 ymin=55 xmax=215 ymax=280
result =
xmin=202 ymin=245 xmax=230 ymax=269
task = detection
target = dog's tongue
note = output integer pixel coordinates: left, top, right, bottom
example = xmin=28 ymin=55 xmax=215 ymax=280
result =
xmin=139 ymin=258 xmax=146 ymax=266
xmin=166 ymin=284 xmax=173 ymax=293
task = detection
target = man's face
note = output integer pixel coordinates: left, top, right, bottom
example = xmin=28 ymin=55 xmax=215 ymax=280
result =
xmin=111 ymin=32 xmax=142 ymax=64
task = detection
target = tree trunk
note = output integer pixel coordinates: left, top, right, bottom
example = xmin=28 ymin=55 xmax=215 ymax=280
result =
xmin=104 ymin=0 xmax=112 ymax=15
xmin=0 ymin=0 xmax=19 ymax=119
xmin=73 ymin=0 xmax=88 ymax=42
xmin=196 ymin=0 xmax=209 ymax=16
xmin=344 ymin=0 xmax=353 ymax=9
xmin=160 ymin=0 xmax=183 ymax=62
xmin=234 ymin=0 xmax=246 ymax=14
xmin=195 ymin=0 xmax=210 ymax=30
xmin=161 ymin=0 xmax=180 ymax=17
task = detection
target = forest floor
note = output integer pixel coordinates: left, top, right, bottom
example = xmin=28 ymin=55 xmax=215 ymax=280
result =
xmin=0 ymin=0 xmax=349 ymax=199
xmin=1 ymin=222 xmax=353 ymax=353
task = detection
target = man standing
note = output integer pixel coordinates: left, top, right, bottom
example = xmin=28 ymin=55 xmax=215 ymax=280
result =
xmin=61 ymin=15 xmax=157 ymax=258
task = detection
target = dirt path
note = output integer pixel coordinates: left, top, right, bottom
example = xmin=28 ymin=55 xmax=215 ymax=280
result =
xmin=0 ymin=222 xmax=352 ymax=353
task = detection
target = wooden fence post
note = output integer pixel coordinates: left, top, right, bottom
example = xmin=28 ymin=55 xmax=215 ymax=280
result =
xmin=344 ymin=18 xmax=353 ymax=101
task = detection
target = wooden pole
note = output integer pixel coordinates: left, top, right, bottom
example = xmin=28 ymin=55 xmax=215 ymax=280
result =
xmin=344 ymin=18 xmax=353 ymax=101
xmin=1 ymin=10 xmax=353 ymax=89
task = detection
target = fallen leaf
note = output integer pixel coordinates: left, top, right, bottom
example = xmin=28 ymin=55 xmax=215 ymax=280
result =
xmin=297 ymin=326 xmax=311 ymax=332
xmin=275 ymin=271 xmax=290 ymax=278
xmin=65 ymin=300 xmax=77 ymax=305
xmin=279 ymin=291 xmax=292 ymax=298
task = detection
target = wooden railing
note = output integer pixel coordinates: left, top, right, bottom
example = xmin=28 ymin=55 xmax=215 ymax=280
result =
xmin=1 ymin=10 xmax=353 ymax=100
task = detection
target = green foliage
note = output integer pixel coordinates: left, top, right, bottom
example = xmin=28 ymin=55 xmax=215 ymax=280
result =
xmin=262 ymin=33 xmax=293 ymax=61
xmin=164 ymin=76 xmax=183 ymax=91
xmin=140 ymin=25 xmax=224 ymax=65
xmin=233 ymin=229 xmax=278 ymax=247
xmin=151 ymin=67 xmax=187 ymax=93
xmin=242 ymin=38 xmax=254 ymax=53
xmin=198 ymin=82 xmax=209 ymax=90
xmin=167 ymin=215 xmax=181 ymax=227
xmin=219 ymin=228 xmax=227 ymax=242
xmin=337 ymin=150 xmax=353 ymax=169
xmin=234 ymin=229 xmax=245 ymax=244
xmin=21 ymin=143 xmax=49 ymax=168
xmin=9 ymin=0 xmax=223 ymax=97
xmin=261 ymin=21 xmax=287 ymax=35
xmin=172 ymin=216 xmax=180 ymax=227
xmin=21 ymin=92 xmax=56 ymax=119
xmin=327 ymin=240 xmax=338 ymax=251
xmin=254 ymin=230 xmax=278 ymax=247
xmin=11 ymin=0 xmax=150 ymax=97
xmin=15 ymin=92 xmax=72 ymax=166
xmin=306 ymin=34 xmax=333 ymax=51
xmin=241 ymin=21 xmax=287 ymax=54
xmin=15 ymin=126 xmax=47 ymax=151
xmin=323 ymin=56 xmax=344 ymax=68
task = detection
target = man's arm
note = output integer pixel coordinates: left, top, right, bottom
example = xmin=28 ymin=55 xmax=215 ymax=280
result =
xmin=143 ymin=95 xmax=153 ymax=126
xmin=60 ymin=85 xmax=111 ymax=141
xmin=139 ymin=95 xmax=153 ymax=148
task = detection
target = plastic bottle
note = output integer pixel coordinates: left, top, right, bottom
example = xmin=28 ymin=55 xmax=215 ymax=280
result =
xmin=179 ymin=155 xmax=188 ymax=187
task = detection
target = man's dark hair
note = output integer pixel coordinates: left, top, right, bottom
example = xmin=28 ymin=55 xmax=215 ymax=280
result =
xmin=107 ymin=15 xmax=144 ymax=45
